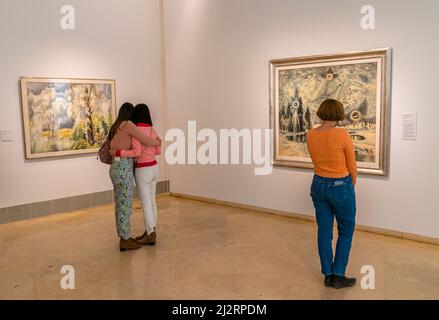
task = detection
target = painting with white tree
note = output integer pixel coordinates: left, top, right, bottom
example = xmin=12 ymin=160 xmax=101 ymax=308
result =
xmin=20 ymin=78 xmax=116 ymax=159
xmin=270 ymin=49 xmax=392 ymax=176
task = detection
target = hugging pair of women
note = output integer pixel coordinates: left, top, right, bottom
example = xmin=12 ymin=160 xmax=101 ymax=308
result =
xmin=107 ymin=102 xmax=162 ymax=252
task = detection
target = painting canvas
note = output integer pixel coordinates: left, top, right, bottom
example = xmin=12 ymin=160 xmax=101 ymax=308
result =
xmin=270 ymin=48 xmax=392 ymax=175
xmin=20 ymin=77 xmax=116 ymax=159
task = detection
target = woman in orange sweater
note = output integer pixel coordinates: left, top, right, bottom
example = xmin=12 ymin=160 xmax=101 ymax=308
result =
xmin=307 ymin=99 xmax=357 ymax=289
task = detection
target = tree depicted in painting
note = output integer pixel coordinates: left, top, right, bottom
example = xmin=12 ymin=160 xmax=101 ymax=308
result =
xmin=27 ymin=86 xmax=61 ymax=152
xmin=279 ymin=87 xmax=312 ymax=143
xmin=72 ymin=84 xmax=96 ymax=146
xmin=69 ymin=83 xmax=113 ymax=150
xmin=304 ymin=106 xmax=312 ymax=130
xmin=84 ymin=86 xmax=95 ymax=146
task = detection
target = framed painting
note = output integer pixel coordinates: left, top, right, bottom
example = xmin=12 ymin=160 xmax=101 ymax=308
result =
xmin=20 ymin=77 xmax=116 ymax=159
xmin=270 ymin=48 xmax=392 ymax=176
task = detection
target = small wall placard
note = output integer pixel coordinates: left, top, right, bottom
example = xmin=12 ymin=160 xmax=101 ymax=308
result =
xmin=0 ymin=129 xmax=13 ymax=142
xmin=402 ymin=113 xmax=417 ymax=140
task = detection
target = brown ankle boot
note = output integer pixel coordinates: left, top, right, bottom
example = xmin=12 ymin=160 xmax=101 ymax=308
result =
xmin=119 ymin=237 xmax=142 ymax=252
xmin=135 ymin=229 xmax=156 ymax=241
xmin=137 ymin=231 xmax=156 ymax=246
xmin=135 ymin=231 xmax=147 ymax=241
xmin=150 ymin=231 xmax=157 ymax=242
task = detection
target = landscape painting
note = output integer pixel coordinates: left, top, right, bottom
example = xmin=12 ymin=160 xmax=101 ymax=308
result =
xmin=270 ymin=48 xmax=392 ymax=176
xmin=20 ymin=78 xmax=116 ymax=159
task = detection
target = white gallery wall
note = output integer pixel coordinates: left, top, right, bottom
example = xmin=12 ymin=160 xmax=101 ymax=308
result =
xmin=163 ymin=0 xmax=439 ymax=238
xmin=0 ymin=0 xmax=167 ymax=208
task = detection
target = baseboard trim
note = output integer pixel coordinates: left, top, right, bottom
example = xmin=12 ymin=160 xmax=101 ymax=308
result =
xmin=170 ymin=192 xmax=439 ymax=246
xmin=0 ymin=180 xmax=170 ymax=225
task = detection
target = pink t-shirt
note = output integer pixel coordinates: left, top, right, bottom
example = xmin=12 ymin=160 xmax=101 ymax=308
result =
xmin=118 ymin=123 xmax=161 ymax=168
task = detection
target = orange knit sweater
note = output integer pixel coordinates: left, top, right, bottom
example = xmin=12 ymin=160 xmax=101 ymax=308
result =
xmin=307 ymin=128 xmax=357 ymax=185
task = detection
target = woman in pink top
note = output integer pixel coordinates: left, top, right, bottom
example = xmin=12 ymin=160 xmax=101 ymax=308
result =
xmin=108 ymin=103 xmax=161 ymax=252
xmin=111 ymin=104 xmax=161 ymax=246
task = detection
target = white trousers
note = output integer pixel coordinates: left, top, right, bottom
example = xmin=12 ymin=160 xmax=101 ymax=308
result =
xmin=135 ymin=165 xmax=158 ymax=235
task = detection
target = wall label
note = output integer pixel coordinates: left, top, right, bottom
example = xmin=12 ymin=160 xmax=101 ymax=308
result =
xmin=402 ymin=113 xmax=417 ymax=140
xmin=0 ymin=129 xmax=13 ymax=143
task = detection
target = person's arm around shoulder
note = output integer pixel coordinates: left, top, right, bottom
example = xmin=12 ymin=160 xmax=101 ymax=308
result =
xmin=340 ymin=129 xmax=357 ymax=186
xmin=127 ymin=121 xmax=161 ymax=146
xmin=151 ymin=128 xmax=161 ymax=155
xmin=113 ymin=137 xmax=141 ymax=158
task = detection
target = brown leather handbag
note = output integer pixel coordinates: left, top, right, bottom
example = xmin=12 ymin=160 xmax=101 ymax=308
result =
xmin=97 ymin=139 xmax=112 ymax=165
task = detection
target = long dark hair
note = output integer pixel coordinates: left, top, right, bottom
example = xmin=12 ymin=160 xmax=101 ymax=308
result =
xmin=108 ymin=102 xmax=135 ymax=141
xmin=131 ymin=103 xmax=153 ymax=126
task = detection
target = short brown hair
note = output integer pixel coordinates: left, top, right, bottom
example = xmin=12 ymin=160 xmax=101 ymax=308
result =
xmin=316 ymin=99 xmax=345 ymax=121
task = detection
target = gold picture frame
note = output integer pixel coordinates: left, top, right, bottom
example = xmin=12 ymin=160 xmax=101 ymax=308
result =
xmin=269 ymin=48 xmax=392 ymax=176
xmin=20 ymin=77 xmax=116 ymax=159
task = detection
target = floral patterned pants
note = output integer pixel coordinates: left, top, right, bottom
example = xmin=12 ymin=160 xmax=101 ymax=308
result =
xmin=109 ymin=158 xmax=134 ymax=240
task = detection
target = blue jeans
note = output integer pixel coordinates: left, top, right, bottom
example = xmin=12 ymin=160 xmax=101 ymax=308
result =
xmin=310 ymin=174 xmax=356 ymax=276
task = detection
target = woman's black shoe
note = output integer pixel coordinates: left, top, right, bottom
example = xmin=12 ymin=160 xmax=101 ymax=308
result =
xmin=324 ymin=275 xmax=333 ymax=287
xmin=332 ymin=275 xmax=356 ymax=289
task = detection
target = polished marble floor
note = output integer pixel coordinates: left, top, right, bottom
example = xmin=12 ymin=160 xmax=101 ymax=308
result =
xmin=0 ymin=195 xmax=438 ymax=300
